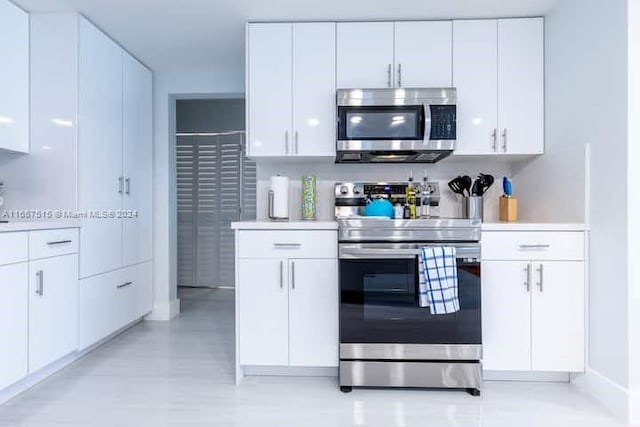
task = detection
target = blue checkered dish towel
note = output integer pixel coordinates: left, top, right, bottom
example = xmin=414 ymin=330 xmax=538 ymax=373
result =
xmin=419 ymin=247 xmax=460 ymax=314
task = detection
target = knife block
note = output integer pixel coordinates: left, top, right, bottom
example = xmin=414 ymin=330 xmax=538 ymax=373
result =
xmin=499 ymin=196 xmax=518 ymax=222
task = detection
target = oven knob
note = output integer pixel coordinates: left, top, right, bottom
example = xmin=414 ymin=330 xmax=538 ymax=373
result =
xmin=340 ymin=185 xmax=349 ymax=195
xmin=353 ymin=186 xmax=362 ymax=195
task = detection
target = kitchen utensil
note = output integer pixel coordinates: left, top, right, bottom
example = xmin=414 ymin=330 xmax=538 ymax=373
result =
xmin=447 ymin=176 xmax=465 ymax=196
xmin=268 ymin=176 xmax=289 ymax=221
xmin=364 ymin=198 xmax=394 ymax=218
xmin=301 ymin=175 xmax=318 ymax=221
xmin=461 ymin=175 xmax=472 ymax=197
xmin=478 ymin=174 xmax=495 ymax=196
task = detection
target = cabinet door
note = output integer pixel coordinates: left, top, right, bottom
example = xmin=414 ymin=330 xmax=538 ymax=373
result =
xmin=497 ymin=18 xmax=544 ymax=155
xmin=134 ymin=261 xmax=153 ymax=319
xmin=337 ymin=22 xmax=395 ymax=88
xmin=0 ymin=263 xmax=28 ymax=389
xmin=247 ymin=23 xmax=292 ymax=157
xmin=79 ymin=269 xmax=120 ymax=350
xmin=123 ymin=52 xmax=153 ymax=266
xmin=238 ymin=258 xmax=289 ymax=365
xmin=394 ymin=21 xmax=452 ymax=87
xmin=0 ymin=0 xmax=29 ymax=153
xmin=79 ymin=18 xmax=124 ymax=278
xmin=531 ymin=261 xmax=585 ymax=372
xmin=452 ymin=20 xmax=498 ymax=155
xmin=482 ymin=260 xmax=531 ymax=371
xmin=288 ymin=259 xmax=339 ymax=367
xmin=29 ymin=254 xmax=79 ymax=373
xmin=292 ymin=23 xmax=336 ymax=156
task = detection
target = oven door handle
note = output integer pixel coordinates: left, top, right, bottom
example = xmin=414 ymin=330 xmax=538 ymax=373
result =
xmin=339 ymin=246 xmax=481 ymax=260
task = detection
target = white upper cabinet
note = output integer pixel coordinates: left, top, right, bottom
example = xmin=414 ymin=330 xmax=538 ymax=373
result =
xmin=394 ymin=21 xmax=452 ymax=87
xmin=292 ymin=23 xmax=336 ymax=156
xmin=123 ymin=52 xmax=153 ymax=266
xmin=452 ymin=20 xmax=498 ymax=155
xmin=337 ymin=22 xmax=395 ymax=88
xmin=79 ymin=18 xmax=124 ymax=278
xmin=497 ymin=18 xmax=544 ymax=155
xmin=453 ymin=18 xmax=543 ymax=155
xmin=247 ymin=23 xmax=292 ymax=157
xmin=248 ymin=22 xmax=336 ymax=158
xmin=0 ymin=0 xmax=29 ymax=153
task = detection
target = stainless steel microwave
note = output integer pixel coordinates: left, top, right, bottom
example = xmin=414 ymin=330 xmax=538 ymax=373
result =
xmin=336 ymin=88 xmax=456 ymax=164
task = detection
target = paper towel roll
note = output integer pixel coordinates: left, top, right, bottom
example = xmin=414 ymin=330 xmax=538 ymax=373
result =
xmin=269 ymin=176 xmax=289 ymax=220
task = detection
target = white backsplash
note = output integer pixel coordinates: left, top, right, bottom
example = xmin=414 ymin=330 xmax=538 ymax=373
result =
xmin=255 ymin=158 xmax=512 ymax=222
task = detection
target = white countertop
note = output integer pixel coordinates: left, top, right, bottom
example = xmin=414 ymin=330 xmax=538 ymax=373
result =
xmin=231 ymin=221 xmax=338 ymax=230
xmin=482 ymin=222 xmax=587 ymax=232
xmin=0 ymin=220 xmax=81 ymax=233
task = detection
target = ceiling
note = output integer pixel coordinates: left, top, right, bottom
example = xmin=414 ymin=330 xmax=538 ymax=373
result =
xmin=13 ymin=0 xmax=559 ymax=73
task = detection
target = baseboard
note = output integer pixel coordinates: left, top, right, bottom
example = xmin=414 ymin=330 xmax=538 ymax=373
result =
xmin=630 ymin=388 xmax=640 ymax=425
xmin=0 ymin=317 xmax=144 ymax=406
xmin=146 ymin=298 xmax=180 ymax=321
xmin=243 ymin=366 xmax=338 ymax=377
xmin=572 ymin=368 xmax=632 ymax=424
xmin=483 ymin=370 xmax=570 ymax=382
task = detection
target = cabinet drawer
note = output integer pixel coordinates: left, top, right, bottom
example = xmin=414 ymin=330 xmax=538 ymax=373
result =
xmin=238 ymin=230 xmax=337 ymax=259
xmin=482 ymin=232 xmax=584 ymax=261
xmin=29 ymin=228 xmax=79 ymax=260
xmin=0 ymin=232 xmax=28 ymax=265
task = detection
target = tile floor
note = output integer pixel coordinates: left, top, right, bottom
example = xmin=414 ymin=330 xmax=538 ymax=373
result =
xmin=0 ymin=287 xmax=627 ymax=426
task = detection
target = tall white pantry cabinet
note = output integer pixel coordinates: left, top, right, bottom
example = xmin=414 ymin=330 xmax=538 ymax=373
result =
xmin=30 ymin=14 xmax=154 ymax=350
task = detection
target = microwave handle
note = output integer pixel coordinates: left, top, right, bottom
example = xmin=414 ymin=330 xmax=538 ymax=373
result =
xmin=422 ymin=104 xmax=431 ymax=140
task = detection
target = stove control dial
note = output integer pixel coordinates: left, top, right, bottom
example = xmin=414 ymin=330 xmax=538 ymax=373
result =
xmin=339 ymin=185 xmax=350 ymax=195
xmin=353 ymin=186 xmax=363 ymax=195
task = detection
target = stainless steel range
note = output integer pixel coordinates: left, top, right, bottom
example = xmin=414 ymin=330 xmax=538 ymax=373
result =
xmin=335 ymin=182 xmax=482 ymax=395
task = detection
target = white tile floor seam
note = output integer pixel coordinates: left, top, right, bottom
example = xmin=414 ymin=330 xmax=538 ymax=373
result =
xmin=0 ymin=288 xmax=627 ymax=426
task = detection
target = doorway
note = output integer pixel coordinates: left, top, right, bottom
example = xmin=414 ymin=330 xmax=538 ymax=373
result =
xmin=175 ymin=98 xmax=256 ymax=288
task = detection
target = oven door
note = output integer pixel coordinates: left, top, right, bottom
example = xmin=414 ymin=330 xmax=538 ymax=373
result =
xmin=339 ymin=243 xmax=481 ymax=349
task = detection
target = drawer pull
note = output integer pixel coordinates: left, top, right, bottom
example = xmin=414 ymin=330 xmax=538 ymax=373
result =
xmin=519 ymin=244 xmax=550 ymax=249
xmin=117 ymin=281 xmax=133 ymax=289
xmin=47 ymin=239 xmax=72 ymax=246
xmin=273 ymin=243 xmax=302 ymax=248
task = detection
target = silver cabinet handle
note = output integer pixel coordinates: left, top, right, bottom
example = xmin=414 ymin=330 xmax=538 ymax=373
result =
xmin=501 ymin=128 xmax=508 ymax=152
xmin=536 ymin=264 xmax=544 ymax=292
xmin=291 ymin=260 xmax=295 ymax=290
xmin=285 ymin=130 xmax=289 ymax=155
xmin=273 ymin=243 xmax=302 ymax=248
xmin=295 ymin=131 xmax=299 ymax=155
xmin=117 ymin=281 xmax=133 ymax=289
xmin=279 ymin=260 xmax=284 ymax=289
xmin=36 ymin=270 xmax=44 ymax=296
xmin=118 ymin=176 xmax=124 ymax=194
xmin=125 ymin=178 xmax=130 ymax=195
xmin=47 ymin=240 xmax=72 ymax=246
xmin=387 ymin=64 xmax=392 ymax=88
xmin=519 ymin=244 xmax=551 ymax=249
xmin=491 ymin=128 xmax=498 ymax=152
xmin=397 ymin=63 xmax=402 ymax=88
xmin=523 ymin=264 xmax=531 ymax=292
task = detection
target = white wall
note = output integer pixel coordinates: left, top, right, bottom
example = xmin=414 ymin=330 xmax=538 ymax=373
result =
xmin=538 ymin=0 xmax=633 ymax=422
xmin=255 ymin=158 xmax=510 ymax=222
xmin=150 ymin=67 xmax=243 ymax=320
xmin=627 ymin=0 xmax=640 ymax=423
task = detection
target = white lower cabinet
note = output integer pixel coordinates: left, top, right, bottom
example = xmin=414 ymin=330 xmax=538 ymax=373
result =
xmin=238 ymin=258 xmax=338 ymax=367
xmin=237 ymin=229 xmax=339 ymax=368
xmin=28 ymin=254 xmax=79 ymax=373
xmin=288 ymin=259 xmax=339 ymax=367
xmin=482 ymin=231 xmax=585 ymax=372
xmin=79 ymin=261 xmax=152 ymax=350
xmin=0 ymin=263 xmax=28 ymax=389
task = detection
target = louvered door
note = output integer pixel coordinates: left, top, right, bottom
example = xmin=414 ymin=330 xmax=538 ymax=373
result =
xmin=177 ymin=132 xmax=255 ymax=287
